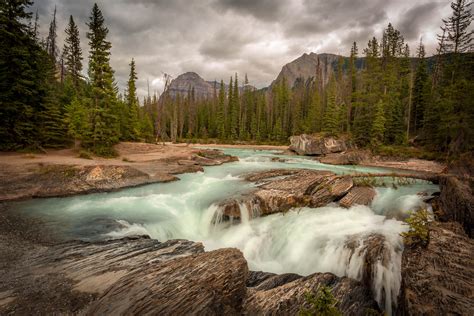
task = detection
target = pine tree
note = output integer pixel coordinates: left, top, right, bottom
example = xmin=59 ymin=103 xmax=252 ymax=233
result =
xmin=230 ymin=73 xmax=239 ymax=138
xmin=443 ymin=0 xmax=473 ymax=54
xmin=322 ymin=77 xmax=339 ymax=135
xmin=63 ymin=15 xmax=83 ymax=89
xmin=126 ymin=58 xmax=140 ymax=140
xmin=411 ymin=40 xmax=429 ymax=134
xmin=86 ymin=3 xmax=119 ymax=155
xmin=0 ymin=0 xmax=60 ymax=149
xmin=45 ymin=6 xmax=58 ymax=63
xmin=371 ymin=99 xmax=386 ymax=146
xmin=217 ymin=80 xmax=226 ymax=138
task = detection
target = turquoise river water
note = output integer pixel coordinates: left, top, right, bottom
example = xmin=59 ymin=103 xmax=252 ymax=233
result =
xmin=14 ymin=148 xmax=438 ymax=313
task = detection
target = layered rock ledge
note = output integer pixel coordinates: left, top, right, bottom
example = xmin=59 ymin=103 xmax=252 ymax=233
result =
xmin=218 ymin=169 xmax=380 ymax=221
xmin=0 ymin=227 xmax=380 ymax=315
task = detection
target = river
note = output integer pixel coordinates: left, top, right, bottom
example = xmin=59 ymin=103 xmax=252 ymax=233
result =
xmin=14 ymin=148 xmax=438 ymax=313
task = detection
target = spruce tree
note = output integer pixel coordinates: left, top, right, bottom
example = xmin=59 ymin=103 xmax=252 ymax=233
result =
xmin=443 ymin=0 xmax=473 ymax=54
xmin=63 ymin=15 xmax=83 ymax=89
xmin=46 ymin=6 xmax=58 ymax=63
xmin=86 ymin=3 xmax=119 ymax=155
xmin=126 ymin=58 xmax=140 ymax=140
xmin=217 ymin=80 xmax=226 ymax=138
xmin=371 ymin=99 xmax=386 ymax=146
xmin=230 ymin=73 xmax=239 ymax=138
xmin=0 ymin=0 xmax=58 ymax=149
xmin=411 ymin=40 xmax=429 ymax=134
xmin=322 ymin=77 xmax=339 ymax=135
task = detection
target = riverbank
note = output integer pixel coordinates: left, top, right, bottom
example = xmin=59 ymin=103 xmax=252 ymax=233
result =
xmin=0 ymin=142 xmax=237 ymax=201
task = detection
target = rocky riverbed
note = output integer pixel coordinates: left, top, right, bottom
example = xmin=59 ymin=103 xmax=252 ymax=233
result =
xmin=0 ymin=144 xmax=472 ymax=315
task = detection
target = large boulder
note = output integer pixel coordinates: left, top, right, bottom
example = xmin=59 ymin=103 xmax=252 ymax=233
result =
xmin=398 ymin=222 xmax=474 ymax=315
xmin=289 ymin=134 xmax=347 ymax=156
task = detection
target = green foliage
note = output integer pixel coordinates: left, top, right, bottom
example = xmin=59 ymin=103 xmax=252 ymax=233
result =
xmin=299 ymin=285 xmax=342 ymax=316
xmin=401 ymin=209 xmax=430 ymax=247
xmin=78 ymin=150 xmax=92 ymax=160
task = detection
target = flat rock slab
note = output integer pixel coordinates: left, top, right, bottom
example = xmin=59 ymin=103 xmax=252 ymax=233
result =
xmin=339 ymin=186 xmax=377 ymax=208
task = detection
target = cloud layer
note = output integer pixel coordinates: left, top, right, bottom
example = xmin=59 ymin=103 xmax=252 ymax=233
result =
xmin=32 ymin=0 xmax=452 ymax=97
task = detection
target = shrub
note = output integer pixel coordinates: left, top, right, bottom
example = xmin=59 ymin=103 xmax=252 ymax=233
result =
xmin=401 ymin=209 xmax=430 ymax=247
xmin=78 ymin=150 xmax=93 ymax=160
xmin=299 ymin=285 xmax=342 ymax=316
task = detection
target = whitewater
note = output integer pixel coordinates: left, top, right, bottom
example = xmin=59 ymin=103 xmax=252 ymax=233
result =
xmin=15 ymin=148 xmax=438 ymax=313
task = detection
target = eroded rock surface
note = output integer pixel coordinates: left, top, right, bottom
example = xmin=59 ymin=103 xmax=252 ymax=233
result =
xmin=244 ymin=272 xmax=380 ymax=315
xmin=289 ymin=134 xmax=347 ymax=156
xmin=398 ymin=222 xmax=474 ymax=315
xmin=339 ymin=186 xmax=377 ymax=208
xmin=219 ymin=169 xmax=353 ymax=220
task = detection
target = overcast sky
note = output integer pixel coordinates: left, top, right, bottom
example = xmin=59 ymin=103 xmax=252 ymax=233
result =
xmin=32 ymin=0 xmax=454 ymax=97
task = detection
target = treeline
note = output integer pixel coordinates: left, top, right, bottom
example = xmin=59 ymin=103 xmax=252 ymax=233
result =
xmin=0 ymin=1 xmax=155 ymax=156
xmin=158 ymin=0 xmax=473 ymax=154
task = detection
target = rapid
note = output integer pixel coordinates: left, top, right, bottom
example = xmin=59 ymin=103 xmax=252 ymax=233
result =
xmin=14 ymin=148 xmax=438 ymax=314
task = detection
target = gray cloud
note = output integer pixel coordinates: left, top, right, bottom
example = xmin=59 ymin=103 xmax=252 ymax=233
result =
xmin=30 ymin=0 xmax=451 ymax=98
xmin=399 ymin=2 xmax=445 ymax=40
xmin=214 ymin=0 xmax=287 ymax=22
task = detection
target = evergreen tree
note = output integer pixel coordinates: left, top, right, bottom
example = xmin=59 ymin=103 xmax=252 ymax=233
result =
xmin=217 ymin=80 xmax=226 ymax=138
xmin=45 ymin=5 xmax=58 ymax=62
xmin=322 ymin=77 xmax=339 ymax=135
xmin=443 ymin=0 xmax=473 ymax=54
xmin=411 ymin=39 xmax=429 ymax=134
xmin=371 ymin=99 xmax=386 ymax=146
xmin=63 ymin=15 xmax=83 ymax=89
xmin=86 ymin=3 xmax=119 ymax=155
xmin=0 ymin=0 xmax=60 ymax=149
xmin=126 ymin=58 xmax=140 ymax=140
xmin=230 ymin=73 xmax=239 ymax=138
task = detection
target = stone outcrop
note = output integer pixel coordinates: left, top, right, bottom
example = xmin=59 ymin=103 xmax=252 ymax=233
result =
xmin=398 ymin=222 xmax=474 ymax=315
xmin=339 ymin=186 xmax=377 ymax=208
xmin=0 ymin=231 xmax=381 ymax=315
xmin=437 ymin=153 xmax=474 ymax=237
xmin=244 ymin=272 xmax=380 ymax=315
xmin=219 ymin=169 xmax=353 ymax=220
xmin=289 ymin=134 xmax=347 ymax=156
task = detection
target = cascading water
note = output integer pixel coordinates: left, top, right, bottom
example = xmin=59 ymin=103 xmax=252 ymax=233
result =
xmin=14 ymin=148 xmax=438 ymax=314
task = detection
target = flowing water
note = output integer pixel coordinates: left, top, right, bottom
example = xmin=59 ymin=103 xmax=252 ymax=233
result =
xmin=13 ymin=148 xmax=438 ymax=314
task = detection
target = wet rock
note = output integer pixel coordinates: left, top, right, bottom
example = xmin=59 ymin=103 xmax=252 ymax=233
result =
xmin=289 ymin=134 xmax=347 ymax=156
xmin=244 ymin=272 xmax=380 ymax=316
xmin=339 ymin=186 xmax=377 ymax=208
xmin=221 ymin=169 xmax=353 ymax=219
xmin=398 ymin=222 xmax=474 ymax=315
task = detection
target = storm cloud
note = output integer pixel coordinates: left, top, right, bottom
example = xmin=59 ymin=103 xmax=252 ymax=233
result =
xmin=31 ymin=0 xmax=452 ymax=98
